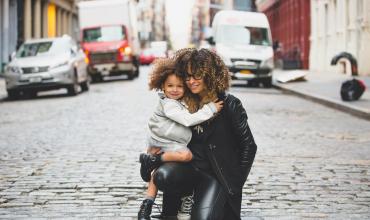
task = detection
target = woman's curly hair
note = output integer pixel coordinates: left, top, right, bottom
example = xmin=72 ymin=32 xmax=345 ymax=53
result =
xmin=148 ymin=58 xmax=182 ymax=91
xmin=173 ymin=48 xmax=230 ymax=112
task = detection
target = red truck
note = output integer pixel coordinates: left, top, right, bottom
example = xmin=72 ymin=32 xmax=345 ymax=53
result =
xmin=78 ymin=0 xmax=140 ymax=82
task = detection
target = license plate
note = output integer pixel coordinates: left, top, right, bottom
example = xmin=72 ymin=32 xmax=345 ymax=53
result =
xmin=240 ymin=70 xmax=251 ymax=74
xmin=101 ymin=70 xmax=110 ymax=76
xmin=29 ymin=77 xmax=42 ymax=83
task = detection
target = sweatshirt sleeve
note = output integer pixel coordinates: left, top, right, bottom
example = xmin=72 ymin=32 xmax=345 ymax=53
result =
xmin=163 ymin=100 xmax=216 ymax=127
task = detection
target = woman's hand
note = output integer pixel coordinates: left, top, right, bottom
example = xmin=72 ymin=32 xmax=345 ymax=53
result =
xmin=214 ymin=100 xmax=224 ymax=112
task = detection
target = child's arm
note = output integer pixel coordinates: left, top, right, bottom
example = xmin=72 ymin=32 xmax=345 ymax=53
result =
xmin=163 ymin=100 xmax=222 ymax=127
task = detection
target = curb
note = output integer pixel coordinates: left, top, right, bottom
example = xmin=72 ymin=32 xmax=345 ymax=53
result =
xmin=273 ymin=83 xmax=370 ymax=121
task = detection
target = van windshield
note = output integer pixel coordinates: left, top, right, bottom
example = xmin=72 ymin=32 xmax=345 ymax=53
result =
xmin=216 ymin=25 xmax=271 ymax=46
xmin=83 ymin=25 xmax=126 ymax=42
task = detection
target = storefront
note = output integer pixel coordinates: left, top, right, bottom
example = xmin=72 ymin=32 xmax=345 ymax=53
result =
xmin=0 ymin=0 xmax=18 ymax=73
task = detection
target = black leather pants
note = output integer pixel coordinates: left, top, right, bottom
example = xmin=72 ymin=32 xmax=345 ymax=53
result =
xmin=153 ymin=162 xmax=231 ymax=220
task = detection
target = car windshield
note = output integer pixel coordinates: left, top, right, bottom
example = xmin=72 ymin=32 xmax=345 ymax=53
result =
xmin=16 ymin=39 xmax=70 ymax=58
xmin=143 ymin=49 xmax=152 ymax=56
xmin=152 ymin=50 xmax=165 ymax=56
xmin=83 ymin=26 xmax=126 ymax=42
xmin=216 ymin=25 xmax=271 ymax=46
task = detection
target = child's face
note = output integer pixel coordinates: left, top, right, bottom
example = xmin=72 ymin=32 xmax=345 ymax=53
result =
xmin=162 ymin=74 xmax=185 ymax=100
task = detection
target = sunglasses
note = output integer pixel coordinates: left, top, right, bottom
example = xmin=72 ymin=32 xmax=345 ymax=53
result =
xmin=185 ymin=73 xmax=203 ymax=81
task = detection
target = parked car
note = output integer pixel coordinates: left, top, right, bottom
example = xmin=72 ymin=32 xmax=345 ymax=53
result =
xmin=139 ymin=48 xmax=155 ymax=65
xmin=151 ymin=48 xmax=167 ymax=59
xmin=4 ymin=35 xmax=89 ymax=99
xmin=139 ymin=48 xmax=167 ymax=65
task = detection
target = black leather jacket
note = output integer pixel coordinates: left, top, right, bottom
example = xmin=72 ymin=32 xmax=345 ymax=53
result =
xmin=189 ymin=93 xmax=257 ymax=217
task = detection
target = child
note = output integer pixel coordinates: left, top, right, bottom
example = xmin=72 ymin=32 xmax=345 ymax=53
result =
xmin=138 ymin=59 xmax=223 ymax=219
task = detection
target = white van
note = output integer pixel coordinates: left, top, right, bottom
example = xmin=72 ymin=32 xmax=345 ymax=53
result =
xmin=209 ymin=10 xmax=274 ymax=87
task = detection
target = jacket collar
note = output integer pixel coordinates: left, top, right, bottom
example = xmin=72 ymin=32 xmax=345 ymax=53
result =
xmin=218 ymin=92 xmax=228 ymax=101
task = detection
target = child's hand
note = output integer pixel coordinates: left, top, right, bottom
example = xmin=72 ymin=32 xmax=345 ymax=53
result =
xmin=214 ymin=100 xmax=224 ymax=112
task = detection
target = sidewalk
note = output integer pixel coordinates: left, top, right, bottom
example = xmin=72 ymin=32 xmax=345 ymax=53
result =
xmin=273 ymin=69 xmax=370 ymax=120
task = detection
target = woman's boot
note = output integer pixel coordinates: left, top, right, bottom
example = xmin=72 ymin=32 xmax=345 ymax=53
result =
xmin=138 ymin=199 xmax=154 ymax=220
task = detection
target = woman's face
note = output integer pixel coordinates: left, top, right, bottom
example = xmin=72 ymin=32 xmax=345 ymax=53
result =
xmin=185 ymin=74 xmax=206 ymax=95
xmin=185 ymin=65 xmax=206 ymax=95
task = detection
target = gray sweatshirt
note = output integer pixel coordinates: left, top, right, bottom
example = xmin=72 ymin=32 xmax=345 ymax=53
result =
xmin=148 ymin=93 xmax=217 ymax=151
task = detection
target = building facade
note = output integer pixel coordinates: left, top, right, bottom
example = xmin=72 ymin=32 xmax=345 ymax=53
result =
xmin=310 ymin=0 xmax=370 ymax=75
xmin=209 ymin=0 xmax=256 ymax=23
xmin=0 ymin=0 xmax=77 ymax=72
xmin=137 ymin=0 xmax=169 ymax=48
xmin=137 ymin=0 xmax=153 ymax=47
xmin=257 ymin=0 xmax=311 ymax=69
xmin=152 ymin=0 xmax=168 ymax=41
xmin=191 ymin=0 xmax=210 ymax=47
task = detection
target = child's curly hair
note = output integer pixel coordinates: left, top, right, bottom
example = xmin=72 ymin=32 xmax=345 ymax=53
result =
xmin=173 ymin=48 xmax=230 ymax=112
xmin=148 ymin=58 xmax=182 ymax=91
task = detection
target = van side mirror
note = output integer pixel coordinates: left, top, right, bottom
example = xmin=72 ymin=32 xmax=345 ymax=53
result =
xmin=71 ymin=45 xmax=78 ymax=56
xmin=10 ymin=51 xmax=16 ymax=61
xmin=206 ymin=37 xmax=215 ymax=45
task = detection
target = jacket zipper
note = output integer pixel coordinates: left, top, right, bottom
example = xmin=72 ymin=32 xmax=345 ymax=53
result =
xmin=208 ymin=144 xmax=234 ymax=196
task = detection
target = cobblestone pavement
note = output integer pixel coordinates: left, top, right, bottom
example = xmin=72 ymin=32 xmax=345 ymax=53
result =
xmin=0 ymin=66 xmax=370 ymax=219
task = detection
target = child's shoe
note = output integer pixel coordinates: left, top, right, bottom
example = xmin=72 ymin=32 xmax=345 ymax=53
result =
xmin=139 ymin=153 xmax=163 ymax=182
xmin=138 ymin=199 xmax=154 ymax=220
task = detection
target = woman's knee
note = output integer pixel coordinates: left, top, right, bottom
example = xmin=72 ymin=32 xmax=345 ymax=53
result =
xmin=152 ymin=166 xmax=170 ymax=190
xmin=153 ymin=162 xmax=194 ymax=193
xmin=152 ymin=163 xmax=181 ymax=190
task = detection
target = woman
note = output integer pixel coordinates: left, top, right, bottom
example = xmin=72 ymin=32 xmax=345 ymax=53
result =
xmin=152 ymin=48 xmax=257 ymax=219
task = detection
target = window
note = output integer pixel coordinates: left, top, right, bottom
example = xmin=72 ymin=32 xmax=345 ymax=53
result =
xmin=83 ymin=25 xmax=126 ymax=42
xmin=16 ymin=39 xmax=71 ymax=58
xmin=16 ymin=42 xmax=52 ymax=58
xmin=216 ymin=25 xmax=271 ymax=46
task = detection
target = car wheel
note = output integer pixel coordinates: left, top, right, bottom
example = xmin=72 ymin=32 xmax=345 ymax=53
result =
xmin=127 ymin=72 xmax=134 ymax=80
xmin=80 ymin=79 xmax=90 ymax=92
xmin=7 ymin=89 xmax=20 ymax=100
xmin=134 ymin=59 xmax=140 ymax=78
xmin=67 ymin=75 xmax=79 ymax=96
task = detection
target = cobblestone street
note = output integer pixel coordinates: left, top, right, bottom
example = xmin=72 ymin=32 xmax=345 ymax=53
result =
xmin=1 ymin=66 xmax=370 ymax=219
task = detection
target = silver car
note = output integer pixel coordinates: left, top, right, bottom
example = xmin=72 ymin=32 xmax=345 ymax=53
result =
xmin=4 ymin=35 xmax=89 ymax=99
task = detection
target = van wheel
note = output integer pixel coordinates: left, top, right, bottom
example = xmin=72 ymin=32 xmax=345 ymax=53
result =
xmin=263 ymin=77 xmax=272 ymax=88
xmin=134 ymin=67 xmax=140 ymax=78
xmin=134 ymin=58 xmax=140 ymax=77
